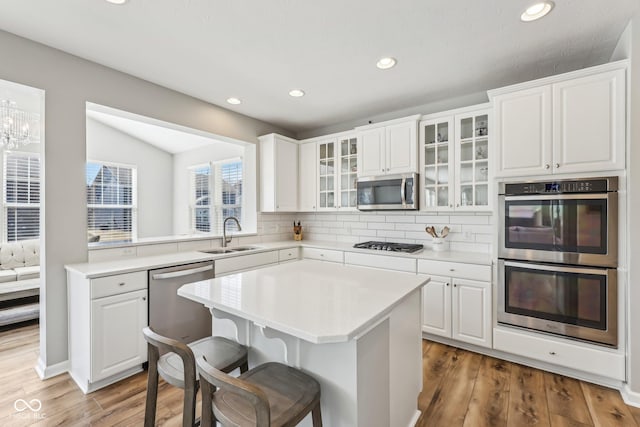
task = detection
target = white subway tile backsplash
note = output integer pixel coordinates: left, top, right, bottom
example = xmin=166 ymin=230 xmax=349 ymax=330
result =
xmin=367 ymin=222 xmax=396 ymax=230
xmin=255 ymin=210 xmax=495 ymax=254
xmin=384 ymin=215 xmax=415 ymax=223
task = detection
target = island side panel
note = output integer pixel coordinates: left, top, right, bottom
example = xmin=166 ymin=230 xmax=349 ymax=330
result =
xmin=357 ymin=318 xmax=391 ymax=427
xmin=389 ymin=289 xmax=423 ymax=426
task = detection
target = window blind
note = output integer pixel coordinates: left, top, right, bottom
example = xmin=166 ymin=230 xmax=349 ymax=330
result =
xmin=189 ymin=159 xmax=243 ymax=235
xmin=86 ymin=162 xmax=136 ymax=243
xmin=4 ymin=152 xmax=40 ymax=242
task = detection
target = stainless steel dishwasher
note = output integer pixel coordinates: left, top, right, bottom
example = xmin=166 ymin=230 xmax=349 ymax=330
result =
xmin=148 ymin=261 xmax=214 ymax=344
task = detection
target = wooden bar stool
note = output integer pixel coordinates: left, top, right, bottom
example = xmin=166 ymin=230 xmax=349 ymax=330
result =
xmin=143 ymin=327 xmax=249 ymax=427
xmin=196 ymin=355 xmax=322 ymax=427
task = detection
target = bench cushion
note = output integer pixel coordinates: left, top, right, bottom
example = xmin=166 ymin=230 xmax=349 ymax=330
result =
xmin=0 ymin=269 xmax=17 ymax=283
xmin=14 ymin=266 xmax=40 ymax=281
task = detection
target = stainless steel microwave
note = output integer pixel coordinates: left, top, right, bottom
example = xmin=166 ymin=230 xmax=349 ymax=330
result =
xmin=356 ymin=173 xmax=418 ymax=211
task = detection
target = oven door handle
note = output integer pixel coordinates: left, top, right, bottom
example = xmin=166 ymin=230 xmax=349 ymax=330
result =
xmin=501 ymin=260 xmax=611 ymax=276
xmin=502 ymin=193 xmax=611 ymax=201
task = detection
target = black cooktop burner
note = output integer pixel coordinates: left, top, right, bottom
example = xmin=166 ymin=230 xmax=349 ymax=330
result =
xmin=353 ymin=241 xmax=424 ymax=253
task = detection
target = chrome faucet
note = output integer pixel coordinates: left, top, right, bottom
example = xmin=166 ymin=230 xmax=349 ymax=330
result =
xmin=222 ymin=216 xmax=242 ymax=247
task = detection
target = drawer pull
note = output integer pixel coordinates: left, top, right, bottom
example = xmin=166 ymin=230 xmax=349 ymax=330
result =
xmin=449 ymin=269 xmax=455 ymax=272
xmin=119 ymin=282 xmax=125 ymax=286
xmin=453 ymin=284 xmax=457 ymax=287
xmin=549 ymin=351 xmax=557 ymax=355
xmin=142 ymin=297 xmax=146 ymax=301
xmin=446 ymin=283 xmax=449 ymax=287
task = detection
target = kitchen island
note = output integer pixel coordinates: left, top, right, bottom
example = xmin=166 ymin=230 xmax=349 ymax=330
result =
xmin=178 ymin=259 xmax=429 ymax=427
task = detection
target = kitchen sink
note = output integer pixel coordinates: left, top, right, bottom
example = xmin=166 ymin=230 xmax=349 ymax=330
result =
xmin=200 ymin=246 xmax=261 ymax=254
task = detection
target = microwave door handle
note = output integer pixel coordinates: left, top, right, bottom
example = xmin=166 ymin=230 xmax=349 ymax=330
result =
xmin=401 ymin=177 xmax=407 ymax=206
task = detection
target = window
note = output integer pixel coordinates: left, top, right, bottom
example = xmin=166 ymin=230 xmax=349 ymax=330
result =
xmin=86 ymin=162 xmax=136 ymax=243
xmin=189 ymin=159 xmax=243 ymax=234
xmin=3 ymin=152 xmax=40 ymax=242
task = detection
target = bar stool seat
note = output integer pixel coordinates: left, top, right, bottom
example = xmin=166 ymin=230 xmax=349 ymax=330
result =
xmin=158 ymin=335 xmax=249 ymax=388
xmin=143 ymin=327 xmax=248 ymax=427
xmin=197 ymin=357 xmax=322 ymax=427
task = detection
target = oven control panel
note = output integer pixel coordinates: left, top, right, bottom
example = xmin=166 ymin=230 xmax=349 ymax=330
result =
xmin=502 ymin=177 xmax=616 ymax=195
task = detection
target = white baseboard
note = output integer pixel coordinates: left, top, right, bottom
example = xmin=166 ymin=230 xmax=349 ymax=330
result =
xmin=407 ymin=410 xmax=421 ymax=427
xmin=34 ymin=357 xmax=69 ymax=380
xmin=621 ymin=384 xmax=640 ymax=408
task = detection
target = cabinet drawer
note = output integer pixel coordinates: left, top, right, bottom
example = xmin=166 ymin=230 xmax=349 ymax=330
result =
xmin=216 ymin=251 xmax=279 ymax=276
xmin=302 ymin=247 xmax=344 ymax=263
xmin=344 ymin=252 xmax=416 ymax=273
xmin=91 ymin=271 xmax=147 ymax=299
xmin=418 ymin=259 xmax=490 ymax=282
xmin=493 ymin=327 xmax=624 ymax=380
xmin=278 ymin=248 xmax=300 ymax=263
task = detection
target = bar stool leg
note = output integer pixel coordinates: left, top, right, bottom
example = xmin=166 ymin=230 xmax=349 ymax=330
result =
xmin=144 ymin=345 xmax=160 ymax=427
xmin=311 ymin=401 xmax=323 ymax=427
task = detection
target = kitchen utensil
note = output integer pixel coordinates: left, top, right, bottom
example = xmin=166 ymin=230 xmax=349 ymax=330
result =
xmin=441 ymin=226 xmax=450 ymax=238
xmin=425 ymin=226 xmax=437 ymax=238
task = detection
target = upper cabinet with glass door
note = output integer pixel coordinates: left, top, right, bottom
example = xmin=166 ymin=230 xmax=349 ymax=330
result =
xmin=420 ymin=117 xmax=453 ymax=210
xmin=316 ymin=134 xmax=358 ymax=211
xmin=338 ymin=135 xmax=358 ymax=210
xmin=420 ymin=105 xmax=491 ymax=212
xmin=455 ymin=110 xmax=490 ymax=210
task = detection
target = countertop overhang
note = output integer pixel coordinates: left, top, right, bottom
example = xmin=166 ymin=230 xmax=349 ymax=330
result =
xmin=178 ymin=260 xmax=429 ymax=344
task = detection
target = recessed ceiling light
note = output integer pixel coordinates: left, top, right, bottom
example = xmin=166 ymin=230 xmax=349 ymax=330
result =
xmin=105 ymin=0 xmax=128 ymax=4
xmin=521 ymin=1 xmax=554 ymax=22
xmin=376 ymin=57 xmax=397 ymax=70
xmin=226 ymin=97 xmax=241 ymax=105
xmin=289 ymin=89 xmax=305 ymax=98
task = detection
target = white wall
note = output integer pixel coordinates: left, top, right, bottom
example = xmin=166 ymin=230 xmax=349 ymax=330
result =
xmin=86 ymin=118 xmax=174 ymax=238
xmin=172 ymin=142 xmax=247 ymax=234
xmin=0 ymin=28 xmax=292 ymax=372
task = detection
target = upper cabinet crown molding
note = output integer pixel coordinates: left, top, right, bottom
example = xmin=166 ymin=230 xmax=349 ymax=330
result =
xmin=490 ymin=61 xmax=627 ymax=178
xmin=354 ymin=114 xmax=422 ymax=131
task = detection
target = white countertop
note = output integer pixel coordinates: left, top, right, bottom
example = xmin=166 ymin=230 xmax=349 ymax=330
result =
xmin=66 ymin=239 xmax=491 ymax=278
xmin=178 ymin=260 xmax=429 ymax=344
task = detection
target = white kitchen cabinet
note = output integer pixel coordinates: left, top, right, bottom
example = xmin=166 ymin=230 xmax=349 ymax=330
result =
xmin=302 ymin=247 xmax=344 ymax=263
xmin=420 ymin=106 xmax=491 ymax=212
xmin=67 ymin=269 xmax=148 ymax=393
xmin=91 ymin=289 xmax=148 ymax=382
xmin=419 ymin=260 xmax=492 ymax=348
xmin=215 ymin=251 xmax=279 ymax=277
xmin=298 ymin=142 xmax=317 ymax=212
xmin=344 ymin=251 xmax=417 ymax=273
xmin=357 ymin=116 xmax=419 ymax=178
xmin=309 ymin=133 xmax=358 ymax=211
xmin=259 ymin=134 xmax=298 ymax=212
xmin=490 ymin=63 xmax=626 ymax=177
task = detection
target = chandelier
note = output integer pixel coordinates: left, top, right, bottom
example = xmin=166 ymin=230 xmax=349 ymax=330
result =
xmin=0 ymin=99 xmax=40 ymax=149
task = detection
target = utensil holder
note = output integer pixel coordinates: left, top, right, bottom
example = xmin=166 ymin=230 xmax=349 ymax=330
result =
xmin=293 ymin=226 xmax=303 ymax=241
xmin=431 ymin=237 xmax=448 ymax=252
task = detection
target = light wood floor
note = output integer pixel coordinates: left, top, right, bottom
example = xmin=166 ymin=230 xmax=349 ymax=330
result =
xmin=1 ymin=322 xmax=639 ymax=426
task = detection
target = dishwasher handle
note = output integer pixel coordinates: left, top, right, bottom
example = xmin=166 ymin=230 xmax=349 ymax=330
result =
xmin=151 ymin=264 xmax=213 ymax=280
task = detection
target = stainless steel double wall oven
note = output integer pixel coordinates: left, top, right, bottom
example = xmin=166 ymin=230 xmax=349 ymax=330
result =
xmin=498 ymin=177 xmax=618 ymax=347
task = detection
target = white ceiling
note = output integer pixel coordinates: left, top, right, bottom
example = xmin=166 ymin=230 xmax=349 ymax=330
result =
xmin=0 ymin=0 xmax=638 ymax=135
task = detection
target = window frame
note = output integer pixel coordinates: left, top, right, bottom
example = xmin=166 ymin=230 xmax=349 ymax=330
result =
xmin=86 ymin=159 xmax=138 ymax=242
xmin=188 ymin=157 xmax=244 ymax=235
xmin=3 ymin=150 xmax=41 ymax=242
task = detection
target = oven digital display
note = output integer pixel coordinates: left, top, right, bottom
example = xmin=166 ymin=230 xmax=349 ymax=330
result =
xmin=545 ymin=183 xmax=560 ymax=192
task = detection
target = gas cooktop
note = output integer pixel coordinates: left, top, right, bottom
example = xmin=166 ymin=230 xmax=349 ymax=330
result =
xmin=353 ymin=241 xmax=424 ymax=253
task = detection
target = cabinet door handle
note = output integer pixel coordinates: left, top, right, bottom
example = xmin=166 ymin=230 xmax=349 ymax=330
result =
xmin=381 ymin=169 xmax=384 ymax=172
xmin=386 ymin=168 xmax=390 ymax=172
xmin=449 ymin=268 xmax=455 ymax=272
xmin=545 ymin=164 xmax=550 ymax=169
xmin=549 ymin=351 xmax=556 ymax=355
xmin=142 ymin=297 xmax=146 ymax=301
xmin=453 ymin=284 xmax=457 ymax=287
xmin=456 ymin=204 xmax=459 ymax=207
xmin=449 ymin=204 xmax=453 ymax=208
xmin=446 ymin=283 xmax=450 ymax=287
xmin=555 ymin=163 xmax=560 ymax=168
xmin=119 ymin=282 xmax=125 ymax=286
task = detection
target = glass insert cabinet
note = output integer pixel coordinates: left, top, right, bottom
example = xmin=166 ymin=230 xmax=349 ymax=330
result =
xmin=317 ymin=135 xmax=358 ymax=211
xmin=420 ymin=108 xmax=490 ymax=211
